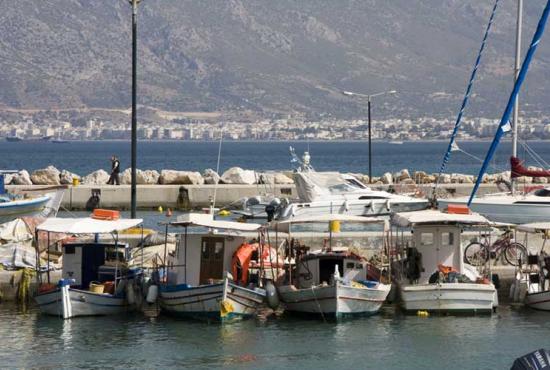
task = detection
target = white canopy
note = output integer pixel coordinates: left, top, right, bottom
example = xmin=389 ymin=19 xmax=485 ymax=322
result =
xmin=392 ymin=210 xmax=491 ymax=228
xmin=517 ymin=222 xmax=550 ymax=233
xmin=171 ymin=213 xmax=262 ymax=232
xmin=37 ymin=217 xmax=143 ymax=234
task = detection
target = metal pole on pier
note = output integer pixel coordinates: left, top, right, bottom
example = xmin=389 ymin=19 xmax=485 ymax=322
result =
xmin=367 ymin=97 xmax=372 ymax=183
xmin=511 ymin=0 xmax=523 ymax=195
xmin=129 ymin=0 xmax=140 ymax=218
xmin=342 ymin=90 xmax=397 ymax=183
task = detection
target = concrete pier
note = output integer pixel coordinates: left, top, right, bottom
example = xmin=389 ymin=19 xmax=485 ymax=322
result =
xmin=6 ymin=183 xmax=501 ymax=210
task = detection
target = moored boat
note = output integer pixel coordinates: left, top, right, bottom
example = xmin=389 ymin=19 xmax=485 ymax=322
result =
xmin=511 ymin=222 xmax=550 ymax=311
xmin=391 ymin=209 xmax=498 ymax=314
xmin=274 ymin=214 xmax=391 ymax=319
xmin=158 ymin=213 xmax=280 ymax=322
xmin=33 ymin=216 xmax=144 ymax=319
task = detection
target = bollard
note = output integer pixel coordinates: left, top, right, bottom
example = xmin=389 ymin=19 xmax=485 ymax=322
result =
xmin=85 ymin=189 xmax=101 ymax=211
xmin=176 ymin=186 xmax=191 ymax=210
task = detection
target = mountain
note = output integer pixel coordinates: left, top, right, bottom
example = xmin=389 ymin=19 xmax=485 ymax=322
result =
xmin=0 ymin=0 xmax=549 ymax=119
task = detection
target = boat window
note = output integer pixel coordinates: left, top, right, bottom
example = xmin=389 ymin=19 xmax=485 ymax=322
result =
xmin=214 ymin=242 xmax=224 ymax=259
xmin=201 ymin=242 xmax=209 ymax=259
xmin=441 ymin=232 xmax=454 ymax=246
xmin=346 ymin=262 xmax=355 ymax=269
xmin=345 ymin=178 xmax=367 ymax=189
xmin=65 ymin=245 xmax=75 ymax=254
xmin=420 ymin=233 xmax=434 ymax=246
xmin=358 ymin=196 xmax=387 ymax=200
xmin=534 ymin=188 xmax=550 ymax=197
xmin=356 ymin=263 xmax=363 ymax=269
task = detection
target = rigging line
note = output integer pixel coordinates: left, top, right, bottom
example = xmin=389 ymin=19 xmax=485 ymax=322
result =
xmin=456 ymin=149 xmax=507 ymax=173
xmin=435 ymin=0 xmax=501 ymax=191
xmin=519 ymin=139 xmax=550 ymax=168
xmin=470 ymin=0 xmax=550 ymax=205
xmin=212 ymin=131 xmax=223 ymax=211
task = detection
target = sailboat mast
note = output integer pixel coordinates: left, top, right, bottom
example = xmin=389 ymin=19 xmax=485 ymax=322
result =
xmin=512 ymin=0 xmax=523 ymax=194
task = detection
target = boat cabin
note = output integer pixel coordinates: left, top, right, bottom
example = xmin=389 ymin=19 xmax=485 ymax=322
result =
xmin=167 ymin=214 xmax=283 ymax=287
xmin=62 ymin=242 xmax=130 ymax=291
xmin=295 ymin=249 xmax=368 ymax=289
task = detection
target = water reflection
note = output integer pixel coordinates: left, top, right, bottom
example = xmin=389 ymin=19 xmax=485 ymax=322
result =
xmin=0 ymin=303 xmax=548 ymax=369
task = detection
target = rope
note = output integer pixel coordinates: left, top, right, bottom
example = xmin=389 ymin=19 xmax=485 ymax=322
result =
xmin=435 ymin=0 xmax=501 ymax=191
xmin=519 ymin=139 xmax=550 ymax=168
xmin=470 ymin=0 xmax=550 ymax=205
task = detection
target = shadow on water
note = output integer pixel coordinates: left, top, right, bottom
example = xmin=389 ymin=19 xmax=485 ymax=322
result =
xmin=0 ymin=302 xmax=549 ymax=369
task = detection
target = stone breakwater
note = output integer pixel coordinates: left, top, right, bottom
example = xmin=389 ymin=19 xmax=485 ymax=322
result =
xmin=2 ymin=166 xmax=547 ymax=186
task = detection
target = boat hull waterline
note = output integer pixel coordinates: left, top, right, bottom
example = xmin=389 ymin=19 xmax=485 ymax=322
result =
xmin=159 ymin=278 xmax=266 ymax=322
xmin=278 ymin=281 xmax=391 ymax=319
xmin=400 ymin=283 xmax=497 ymax=314
xmin=35 ymin=287 xmax=129 ymax=319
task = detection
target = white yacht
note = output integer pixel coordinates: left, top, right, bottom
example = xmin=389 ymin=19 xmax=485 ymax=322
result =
xmin=438 ymin=187 xmax=550 ymax=224
xmin=278 ymin=171 xmax=428 ymax=220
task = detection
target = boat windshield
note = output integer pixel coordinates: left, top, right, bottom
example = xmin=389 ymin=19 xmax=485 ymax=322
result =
xmin=534 ymin=188 xmax=550 ymax=197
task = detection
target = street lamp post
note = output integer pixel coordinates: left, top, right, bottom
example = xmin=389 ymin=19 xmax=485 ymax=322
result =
xmin=342 ymin=90 xmax=397 ymax=183
xmin=129 ymin=0 xmax=140 ymax=218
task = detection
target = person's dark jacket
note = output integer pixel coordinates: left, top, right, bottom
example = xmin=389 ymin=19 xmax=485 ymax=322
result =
xmin=112 ymin=159 xmax=120 ymax=174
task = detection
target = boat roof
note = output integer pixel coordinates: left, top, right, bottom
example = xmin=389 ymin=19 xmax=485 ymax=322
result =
xmin=517 ymin=222 xmax=550 ymax=233
xmin=37 ymin=217 xmax=143 ymax=234
xmin=392 ymin=210 xmax=491 ymax=227
xmin=170 ymin=213 xmax=262 ymax=232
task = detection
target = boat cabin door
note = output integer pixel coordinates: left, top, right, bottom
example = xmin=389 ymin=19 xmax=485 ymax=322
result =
xmin=413 ymin=226 xmax=462 ymax=284
xmin=199 ymin=237 xmax=225 ymax=284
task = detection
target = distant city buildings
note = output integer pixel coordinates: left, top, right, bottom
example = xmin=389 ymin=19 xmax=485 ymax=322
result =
xmin=0 ymin=116 xmax=549 ymax=141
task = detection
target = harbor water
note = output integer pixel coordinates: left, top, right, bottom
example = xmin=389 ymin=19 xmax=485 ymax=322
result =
xmin=1 ymin=303 xmax=548 ymax=369
xmin=1 ymin=140 xmax=548 ymax=176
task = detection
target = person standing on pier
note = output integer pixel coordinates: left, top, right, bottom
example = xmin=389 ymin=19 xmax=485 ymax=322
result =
xmin=107 ymin=155 xmax=121 ymax=185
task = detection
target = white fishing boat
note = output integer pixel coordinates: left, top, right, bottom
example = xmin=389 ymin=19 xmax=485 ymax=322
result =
xmin=158 ymin=213 xmax=281 ymax=322
xmin=391 ymin=209 xmax=498 ymax=314
xmin=278 ymin=171 xmax=428 ymax=220
xmin=34 ymin=215 xmax=144 ymax=319
xmin=274 ymin=214 xmax=391 ymax=319
xmin=510 ymin=222 xmax=550 ymax=311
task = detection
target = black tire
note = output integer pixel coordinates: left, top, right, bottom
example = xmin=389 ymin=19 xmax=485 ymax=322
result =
xmin=503 ymin=242 xmax=527 ymax=266
xmin=464 ymin=242 xmax=489 ymax=266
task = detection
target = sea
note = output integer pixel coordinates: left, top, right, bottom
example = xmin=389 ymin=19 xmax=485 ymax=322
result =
xmin=1 ymin=139 xmax=548 ymax=176
xmin=2 ymin=140 xmax=550 ymax=369
xmin=0 ymin=303 xmax=548 ymax=369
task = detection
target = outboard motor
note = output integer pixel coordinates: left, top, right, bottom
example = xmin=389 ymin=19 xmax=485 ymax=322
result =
xmin=511 ymin=349 xmax=550 ymax=369
xmin=265 ymin=198 xmax=281 ymax=222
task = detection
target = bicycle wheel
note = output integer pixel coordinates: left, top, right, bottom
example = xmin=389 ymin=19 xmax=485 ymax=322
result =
xmin=504 ymin=242 xmax=527 ymax=266
xmin=464 ymin=242 xmax=489 ymax=266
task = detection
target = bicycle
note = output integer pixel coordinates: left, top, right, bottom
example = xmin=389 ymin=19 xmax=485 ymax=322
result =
xmin=464 ymin=230 xmax=527 ymax=267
